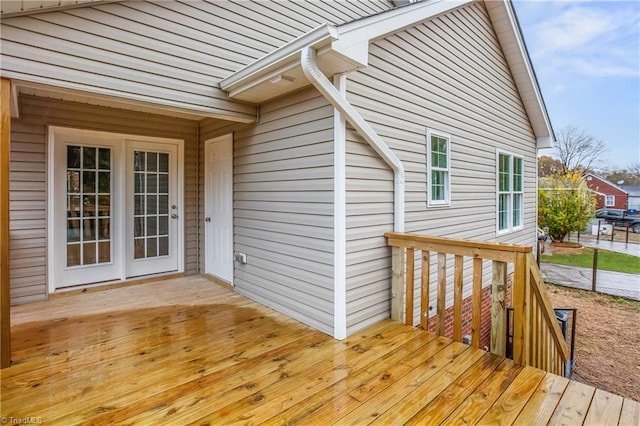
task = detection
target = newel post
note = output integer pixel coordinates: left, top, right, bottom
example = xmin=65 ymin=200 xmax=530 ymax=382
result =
xmin=391 ymin=246 xmax=404 ymax=322
xmin=490 ymin=261 xmax=507 ymax=356
xmin=1 ymin=78 xmax=11 ymax=369
xmin=511 ymin=252 xmax=530 ymax=366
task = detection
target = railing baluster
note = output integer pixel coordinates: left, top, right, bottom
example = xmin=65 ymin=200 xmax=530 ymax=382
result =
xmin=453 ymin=255 xmax=463 ymax=342
xmin=405 ymin=247 xmax=415 ymax=327
xmin=391 ymin=246 xmax=404 ymax=322
xmin=472 ymin=257 xmax=482 ymax=348
xmin=490 ymin=261 xmax=507 ymax=356
xmin=437 ymin=253 xmax=447 ymax=336
xmin=421 ymin=250 xmax=430 ymax=330
xmin=385 ymin=232 xmax=569 ymax=376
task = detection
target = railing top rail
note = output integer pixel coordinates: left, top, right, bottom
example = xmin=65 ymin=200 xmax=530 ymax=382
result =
xmin=385 ymin=232 xmax=532 ymax=255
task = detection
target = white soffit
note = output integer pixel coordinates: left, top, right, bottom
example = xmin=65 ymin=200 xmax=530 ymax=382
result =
xmin=219 ymin=24 xmax=362 ymax=104
xmin=12 ymin=80 xmax=249 ymax=122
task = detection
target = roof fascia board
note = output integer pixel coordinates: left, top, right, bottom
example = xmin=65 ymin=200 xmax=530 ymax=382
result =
xmin=333 ymin=0 xmax=475 ymax=66
xmin=219 ymin=24 xmax=338 ymax=93
xmin=536 ymin=136 xmax=553 ymax=149
xmin=487 ymin=0 xmax=555 ymax=149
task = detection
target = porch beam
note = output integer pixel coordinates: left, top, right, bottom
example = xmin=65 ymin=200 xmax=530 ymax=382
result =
xmin=1 ymin=78 xmax=11 ymax=368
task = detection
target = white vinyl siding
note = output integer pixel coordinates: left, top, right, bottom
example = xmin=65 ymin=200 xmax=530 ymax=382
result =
xmin=344 ymin=2 xmax=538 ymax=332
xmin=0 ymin=0 xmax=392 ymax=119
xmin=9 ymin=95 xmax=199 ymax=305
xmin=233 ymin=88 xmax=336 ymax=335
xmin=345 ymin=130 xmax=394 ymax=334
xmin=427 ymin=129 xmax=451 ymax=206
xmin=497 ymin=151 xmax=524 ymax=233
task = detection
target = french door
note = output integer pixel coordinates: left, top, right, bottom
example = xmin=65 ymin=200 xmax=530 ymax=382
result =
xmin=126 ymin=141 xmax=180 ymax=277
xmin=49 ymin=127 xmax=183 ymax=290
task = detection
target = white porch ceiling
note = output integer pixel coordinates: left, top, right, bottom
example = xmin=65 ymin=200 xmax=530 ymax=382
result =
xmin=0 ymin=1 xmax=119 ymax=17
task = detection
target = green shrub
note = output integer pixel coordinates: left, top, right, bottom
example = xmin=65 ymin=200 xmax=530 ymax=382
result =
xmin=538 ymin=172 xmax=595 ymax=242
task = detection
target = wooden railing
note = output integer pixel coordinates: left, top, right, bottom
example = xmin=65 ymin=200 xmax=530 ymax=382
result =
xmin=385 ymin=232 xmax=569 ymax=376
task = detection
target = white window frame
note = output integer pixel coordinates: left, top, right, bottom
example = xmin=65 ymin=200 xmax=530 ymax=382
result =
xmin=496 ymin=150 xmax=524 ymax=234
xmin=604 ymin=195 xmax=615 ymax=207
xmin=426 ymin=129 xmax=451 ymax=207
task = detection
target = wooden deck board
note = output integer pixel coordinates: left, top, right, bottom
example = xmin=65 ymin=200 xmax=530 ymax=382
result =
xmin=514 ymin=372 xmax=570 ymax=425
xmin=548 ymin=379 xmax=597 ymax=425
xmin=619 ymin=398 xmax=640 ymax=425
xmin=479 ymin=365 xmax=547 ymax=424
xmin=1 ymin=276 xmax=636 ymax=424
xmin=583 ymin=389 xmax=624 ymax=426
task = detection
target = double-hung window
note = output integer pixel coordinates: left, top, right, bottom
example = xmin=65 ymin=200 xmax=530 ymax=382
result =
xmin=605 ymin=195 xmax=615 ymax=207
xmin=497 ymin=151 xmax=523 ymax=233
xmin=427 ymin=129 xmax=451 ymax=206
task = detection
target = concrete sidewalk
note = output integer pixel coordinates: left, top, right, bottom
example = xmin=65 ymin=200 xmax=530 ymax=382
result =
xmin=565 ymin=237 xmax=640 ymax=257
xmin=541 ymin=262 xmax=640 ymax=301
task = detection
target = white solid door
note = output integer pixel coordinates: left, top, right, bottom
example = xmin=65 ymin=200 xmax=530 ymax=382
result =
xmin=126 ymin=141 xmax=181 ymax=278
xmin=204 ymin=135 xmax=233 ymax=283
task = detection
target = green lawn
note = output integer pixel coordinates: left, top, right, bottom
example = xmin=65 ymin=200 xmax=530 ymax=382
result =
xmin=541 ymin=248 xmax=640 ymax=274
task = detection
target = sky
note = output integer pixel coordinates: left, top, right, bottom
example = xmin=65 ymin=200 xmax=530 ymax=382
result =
xmin=511 ymin=0 xmax=640 ymax=171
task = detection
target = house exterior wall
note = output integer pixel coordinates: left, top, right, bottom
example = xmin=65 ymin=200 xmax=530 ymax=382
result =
xmin=9 ymin=95 xmax=199 ymax=305
xmin=344 ymin=2 xmax=539 ymax=333
xmin=620 ymin=185 xmax=640 ymax=211
xmin=344 ymin=130 xmax=394 ymax=334
xmin=232 ymin=88 xmax=336 ymax=335
xmin=586 ymin=175 xmax=628 ymax=210
xmin=0 ymin=0 xmax=392 ymax=120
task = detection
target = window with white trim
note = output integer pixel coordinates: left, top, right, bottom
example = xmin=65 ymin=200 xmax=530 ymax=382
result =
xmin=427 ymin=129 xmax=451 ymax=206
xmin=497 ymin=151 xmax=524 ymax=232
xmin=605 ymin=195 xmax=615 ymax=207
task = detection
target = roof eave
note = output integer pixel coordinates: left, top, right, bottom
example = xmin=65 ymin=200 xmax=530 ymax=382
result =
xmin=220 ymin=0 xmax=557 ymax=149
xmin=220 ymin=0 xmax=475 ymax=104
xmin=219 ymin=24 xmax=339 ymax=95
xmin=485 ymin=0 xmax=556 ymax=149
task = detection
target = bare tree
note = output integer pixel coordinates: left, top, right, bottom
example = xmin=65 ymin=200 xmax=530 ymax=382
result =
xmin=605 ymin=162 xmax=640 ymax=185
xmin=554 ymin=125 xmax=607 ymax=174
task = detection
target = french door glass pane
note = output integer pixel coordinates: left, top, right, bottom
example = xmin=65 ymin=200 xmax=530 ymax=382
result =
xmin=134 ymin=150 xmax=170 ymax=259
xmin=66 ymin=145 xmax=111 ymax=267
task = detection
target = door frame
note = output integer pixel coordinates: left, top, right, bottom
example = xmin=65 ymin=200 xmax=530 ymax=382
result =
xmin=204 ymin=134 xmax=234 ymax=284
xmin=47 ymin=126 xmax=185 ymax=293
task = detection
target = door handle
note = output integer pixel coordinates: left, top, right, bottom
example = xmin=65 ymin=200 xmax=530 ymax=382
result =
xmin=171 ymin=213 xmax=178 ymax=219
xmin=205 ymin=217 xmax=211 ymax=223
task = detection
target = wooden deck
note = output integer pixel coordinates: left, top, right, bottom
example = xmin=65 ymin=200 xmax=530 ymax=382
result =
xmin=1 ymin=276 xmax=638 ymax=425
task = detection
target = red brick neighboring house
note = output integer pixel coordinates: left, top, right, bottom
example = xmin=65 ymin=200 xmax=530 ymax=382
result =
xmin=585 ymin=173 xmax=629 ymax=209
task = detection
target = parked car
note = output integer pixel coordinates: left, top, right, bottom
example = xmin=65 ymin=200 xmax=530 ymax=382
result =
xmin=595 ymin=209 xmax=640 ymax=233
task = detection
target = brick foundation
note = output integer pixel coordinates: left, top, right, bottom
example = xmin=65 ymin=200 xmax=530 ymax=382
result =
xmin=426 ymin=275 xmax=513 ymax=350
